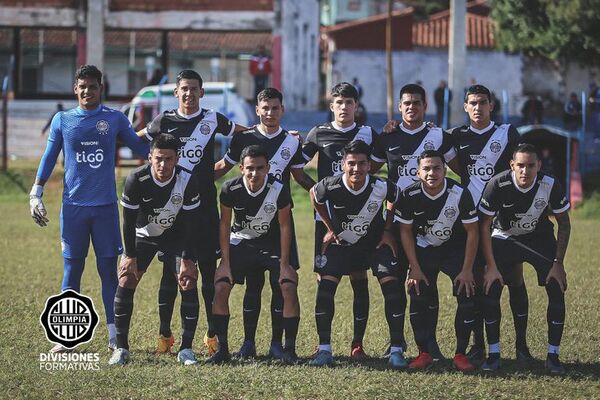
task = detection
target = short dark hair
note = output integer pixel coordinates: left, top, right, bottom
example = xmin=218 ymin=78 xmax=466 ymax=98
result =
xmin=343 ymin=140 xmax=371 ymax=158
xmin=75 ymin=65 xmax=102 ymax=85
xmin=257 ymin=87 xmax=283 ymax=104
xmin=176 ymin=70 xmax=203 ymax=88
xmin=240 ymin=145 xmax=269 ymax=165
xmin=331 ymin=82 xmax=359 ymax=101
xmin=150 ymin=133 xmax=179 ymax=153
xmin=512 ymin=143 xmax=539 ymax=159
xmin=399 ymin=84 xmax=426 ymax=102
xmin=417 ymin=149 xmax=445 ymax=166
xmin=464 ymin=84 xmax=491 ymax=102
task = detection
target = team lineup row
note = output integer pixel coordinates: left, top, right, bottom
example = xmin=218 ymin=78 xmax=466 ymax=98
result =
xmin=30 ymin=66 xmax=570 ymax=374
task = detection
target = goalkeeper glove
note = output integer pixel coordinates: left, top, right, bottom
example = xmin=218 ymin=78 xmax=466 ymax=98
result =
xmin=30 ymin=184 xmax=49 ymax=227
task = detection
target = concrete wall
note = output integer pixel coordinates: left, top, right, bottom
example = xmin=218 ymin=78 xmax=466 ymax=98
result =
xmin=330 ymin=48 xmax=523 ymax=115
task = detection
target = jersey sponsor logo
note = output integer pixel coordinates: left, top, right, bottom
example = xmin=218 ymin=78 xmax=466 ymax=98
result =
xmin=230 ymin=184 xmax=243 ymax=191
xmin=402 ymin=155 xmax=418 ymax=160
xmin=467 ymin=162 xmax=495 ymax=181
xmin=341 ymin=220 xmax=370 ymax=235
xmin=398 ymin=164 xmax=418 ymax=178
xmin=139 ymin=175 xmax=150 ymax=182
xmin=534 ymin=198 xmax=547 ymax=210
xmin=263 ymin=202 xmax=276 ymax=214
xmin=424 ymin=224 xmax=453 ymax=241
xmin=499 ymin=180 xmax=511 ymax=187
xmin=170 ymin=193 xmax=183 ymax=206
xmin=148 ymin=213 xmax=177 ymax=228
xmin=388 ymin=145 xmax=402 ymax=152
xmin=423 ymin=141 xmax=435 ymax=151
xmin=96 ymin=120 xmax=109 ymax=135
xmin=366 ymin=202 xmax=379 ymax=213
xmin=408 ymin=189 xmax=421 ymax=196
xmin=470 ymin=154 xmax=486 ymax=160
xmin=200 ymin=123 xmax=212 ymax=135
xmin=76 ymin=149 xmax=104 ymax=169
xmin=322 ymin=142 xmax=336 ymax=148
xmin=510 ymin=217 xmax=538 ymax=231
xmin=489 ymin=140 xmax=502 ymax=153
xmin=168 ymin=127 xmax=178 ymax=133
xmin=179 ymin=136 xmax=196 ymax=142
xmin=443 ymin=207 xmax=457 ymax=218
xmin=460 ymin=144 xmax=470 ymax=149
xmin=80 ymin=141 xmax=99 ymax=146
xmin=331 ymin=160 xmax=343 ymax=175
xmin=178 ymin=145 xmax=204 ymax=164
xmin=280 ymin=147 xmax=292 ymax=161
xmin=240 ymin=219 xmax=271 ymax=235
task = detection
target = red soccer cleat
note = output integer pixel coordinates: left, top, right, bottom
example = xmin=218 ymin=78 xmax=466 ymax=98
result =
xmin=409 ymin=351 xmax=433 ymax=369
xmin=351 ymin=342 xmax=368 ymax=359
xmin=453 ymin=353 xmax=475 ymax=372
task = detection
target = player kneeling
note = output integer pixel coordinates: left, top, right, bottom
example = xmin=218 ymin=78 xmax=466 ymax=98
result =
xmin=208 ymin=145 xmax=300 ymax=364
xmin=109 ymin=134 xmax=201 ymax=366
xmin=309 ymin=140 xmax=406 ymax=368
xmin=398 ymin=150 xmax=479 ymax=372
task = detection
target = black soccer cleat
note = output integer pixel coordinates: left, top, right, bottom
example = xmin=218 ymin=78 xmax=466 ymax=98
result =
xmin=205 ymin=349 xmax=231 ymax=365
xmin=516 ymin=346 xmax=534 ymax=362
xmin=545 ymin=354 xmax=566 ymax=375
xmin=466 ymin=345 xmax=486 ymax=362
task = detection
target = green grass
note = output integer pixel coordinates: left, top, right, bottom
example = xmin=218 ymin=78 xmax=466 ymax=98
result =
xmin=1 ymin=161 xmax=599 ymax=399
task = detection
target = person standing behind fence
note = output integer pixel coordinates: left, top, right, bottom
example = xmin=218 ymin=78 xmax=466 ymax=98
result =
xmin=249 ymin=45 xmax=272 ymax=99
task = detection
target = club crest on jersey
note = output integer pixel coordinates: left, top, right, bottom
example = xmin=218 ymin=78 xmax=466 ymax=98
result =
xmin=170 ymin=193 xmax=183 ymax=205
xmin=263 ymin=202 xmax=276 ymax=214
xmin=200 ymin=123 xmax=212 ymax=135
xmin=280 ymin=147 xmax=292 ymax=161
xmin=534 ymin=198 xmax=547 ymax=210
xmin=489 ymin=141 xmax=502 ymax=153
xmin=423 ymin=141 xmax=435 ymax=151
xmin=367 ymin=202 xmax=379 ymax=213
xmin=96 ymin=120 xmax=109 ymax=135
xmin=315 ymin=255 xmax=327 ymax=269
xmin=444 ymin=207 xmax=457 ymax=218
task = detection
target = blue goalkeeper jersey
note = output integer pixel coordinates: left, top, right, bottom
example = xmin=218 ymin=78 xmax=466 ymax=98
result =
xmin=36 ymin=105 xmax=149 ymax=206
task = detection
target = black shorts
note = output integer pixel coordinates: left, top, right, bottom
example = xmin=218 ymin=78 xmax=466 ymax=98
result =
xmin=135 ymin=239 xmax=182 ymax=273
xmin=195 ymin=202 xmax=220 ymax=265
xmin=229 ymin=239 xmax=300 ymax=285
xmin=314 ymin=241 xmax=395 ymax=279
xmin=415 ymin=243 xmax=465 ymax=296
xmin=369 ymin=244 xmax=407 ymax=280
xmin=492 ymin=233 xmax=557 ymax=286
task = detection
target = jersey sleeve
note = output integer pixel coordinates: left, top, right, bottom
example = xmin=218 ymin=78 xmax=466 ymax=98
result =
xmin=277 ymin=184 xmax=292 ymax=209
xmin=36 ymin=112 xmax=64 ymax=181
xmin=505 ymin=125 xmax=521 ymax=156
xmin=120 ymin=172 xmax=140 ymax=210
xmin=223 ymin=133 xmax=243 ymax=165
xmin=290 ymin=137 xmax=307 ymax=169
xmin=440 ymin=130 xmax=457 ymax=162
xmin=302 ymin=127 xmax=319 ymax=162
xmin=395 ymin=190 xmax=413 ymax=224
xmin=219 ymin=180 xmax=234 ymax=208
xmin=312 ymin=178 xmax=329 ymax=205
xmin=549 ymin=179 xmax=570 ymax=214
xmin=118 ymin=113 xmax=150 ymax=157
xmin=385 ymin=180 xmax=399 ymax=204
xmin=182 ymin=175 xmax=201 ymax=211
xmin=216 ymin=112 xmax=236 ymax=137
xmin=371 ymin=135 xmax=387 ymax=163
xmin=479 ymin=178 xmax=500 ymax=216
xmin=145 ymin=112 xmax=164 ymax=141
xmin=459 ymin=189 xmax=479 ymax=223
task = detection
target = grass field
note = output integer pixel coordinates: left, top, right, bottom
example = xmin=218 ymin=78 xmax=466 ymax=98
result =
xmin=1 ymin=161 xmax=599 ymax=400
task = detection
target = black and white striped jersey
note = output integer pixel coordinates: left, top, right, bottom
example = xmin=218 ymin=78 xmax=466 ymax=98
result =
xmin=371 ymin=123 xmax=456 ymax=190
xmin=146 ymin=108 xmax=235 ymax=206
xmin=313 ymin=174 xmax=398 ymax=248
xmin=479 ymin=170 xmax=570 ymax=239
xmin=220 ymin=175 xmax=291 ymax=245
xmin=449 ymin=122 xmax=520 ymax=202
xmin=396 ymin=178 xmax=478 ymax=248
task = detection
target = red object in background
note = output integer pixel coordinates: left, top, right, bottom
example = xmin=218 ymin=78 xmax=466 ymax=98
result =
xmin=249 ymin=54 xmax=272 ymax=77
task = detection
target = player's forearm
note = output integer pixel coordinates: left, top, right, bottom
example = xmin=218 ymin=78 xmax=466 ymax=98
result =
xmin=462 ymin=223 xmax=479 ymax=272
xmin=479 ymin=216 xmax=497 ymax=269
xmin=123 ymin=131 xmax=150 ymax=157
xmin=122 ymin=208 xmax=138 ymax=257
xmin=384 ymin=203 xmax=395 ymax=231
xmin=554 ymin=212 xmax=571 ymax=263
xmin=400 ymin=224 xmax=420 ymax=269
xmin=279 ymin=219 xmax=291 ymax=266
xmin=291 ymin=169 xmax=316 ymax=192
xmin=214 ymin=159 xmax=234 ymax=180
xmin=36 ymin=136 xmax=62 ymax=183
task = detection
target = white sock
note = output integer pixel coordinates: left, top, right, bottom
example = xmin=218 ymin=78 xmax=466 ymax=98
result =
xmin=319 ymin=344 xmax=332 ymax=353
xmin=548 ymin=344 xmax=560 ymax=355
xmin=488 ymin=342 xmax=500 ymax=354
xmin=107 ymin=323 xmax=116 ymax=340
xmin=390 ymin=346 xmax=403 ymax=354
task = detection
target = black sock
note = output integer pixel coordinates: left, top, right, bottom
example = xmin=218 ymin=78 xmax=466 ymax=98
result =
xmin=270 ymin=272 xmax=284 ymax=344
xmin=455 ymin=294 xmax=475 ymax=354
xmin=546 ymin=280 xmax=565 ymax=346
xmin=158 ymin=262 xmax=177 ymax=337
xmin=472 ymin=289 xmax=486 ymax=349
xmin=483 ymin=281 xmax=503 ymax=347
xmin=508 ymin=282 xmax=529 ymax=349
xmin=315 ymin=279 xmax=338 ymax=345
xmin=351 ymin=278 xmax=369 ymax=344
xmin=429 ymin=281 xmax=440 ymax=344
xmin=114 ymin=286 xmax=135 ymax=350
xmin=381 ymin=280 xmax=405 ymax=349
xmin=409 ymin=285 xmax=430 ymax=352
xmin=179 ymin=288 xmax=199 ymax=350
xmin=199 ymin=262 xmax=216 ymax=337
xmin=213 ymin=314 xmax=230 ymax=354
xmin=283 ymin=316 xmax=300 ymax=352
xmin=243 ymin=272 xmax=264 ymax=342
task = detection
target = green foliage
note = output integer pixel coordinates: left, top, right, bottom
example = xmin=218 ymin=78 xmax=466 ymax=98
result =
xmin=490 ymin=0 xmax=600 ymax=66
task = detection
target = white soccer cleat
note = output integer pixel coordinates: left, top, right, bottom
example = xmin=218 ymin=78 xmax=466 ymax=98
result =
xmin=50 ymin=343 xmax=73 ymax=353
xmin=108 ymin=337 xmax=118 ymax=351
xmin=177 ymin=348 xmax=198 ymax=366
xmin=108 ymin=348 xmax=130 ymax=366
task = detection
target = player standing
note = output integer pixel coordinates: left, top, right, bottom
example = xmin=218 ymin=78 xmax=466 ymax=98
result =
xmin=109 ymin=134 xmax=200 ymax=365
xmin=208 ymin=145 xmax=300 ymax=364
xmin=30 ymin=65 xmax=149 ymax=352
xmin=478 ymin=144 xmax=570 ymax=374
xmin=214 ymin=88 xmax=308 ymax=358
xmin=397 ymin=150 xmax=479 ymax=372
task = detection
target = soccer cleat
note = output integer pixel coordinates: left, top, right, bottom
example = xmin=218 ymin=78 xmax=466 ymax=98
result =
xmin=545 ymin=354 xmax=566 ymax=375
xmin=453 ymin=353 xmax=475 ymax=372
xmin=203 ymin=333 xmax=218 ymax=356
xmin=157 ymin=334 xmax=175 ymax=354
xmin=205 ymin=349 xmax=231 ymax=364
xmin=50 ymin=343 xmax=73 ymax=353
xmin=516 ymin=346 xmax=534 ymax=361
xmin=309 ymin=350 xmax=334 ymax=367
xmin=466 ymin=345 xmax=485 ymax=362
xmin=428 ymin=338 xmax=445 ymax=361
xmin=388 ymin=351 xmax=408 ymax=369
xmin=233 ymin=340 xmax=256 ymax=359
xmin=108 ymin=348 xmax=129 ymax=366
xmin=409 ymin=352 xmax=433 ymax=370
xmin=350 ymin=342 xmax=368 ymax=360
xmin=177 ymin=348 xmax=198 ymax=366
xmin=282 ymin=349 xmax=301 ymax=365
xmin=382 ymin=343 xmax=391 ymax=359
xmin=481 ymin=355 xmax=501 ymax=371
xmin=268 ymin=342 xmax=285 ymax=359
xmin=108 ymin=337 xmax=117 ymax=351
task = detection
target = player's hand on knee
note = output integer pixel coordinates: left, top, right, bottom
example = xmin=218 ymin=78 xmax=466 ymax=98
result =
xmin=321 ymin=230 xmax=339 ymax=254
xmin=279 ymin=264 xmax=298 ymax=286
xmin=483 ymin=266 xmax=504 ymax=295
xmin=119 ymin=256 xmax=139 ymax=281
xmin=407 ymin=266 xmax=429 ymax=296
xmin=382 ymin=119 xmax=400 ymax=133
xmin=376 ymin=230 xmax=397 ymax=257
xmin=546 ymin=261 xmax=567 ymax=293
xmin=29 ymin=185 xmax=49 ymax=227
xmin=214 ymin=260 xmax=233 ymax=286
xmin=454 ymin=269 xmax=475 ymax=297
xmin=178 ymin=258 xmax=198 ymax=290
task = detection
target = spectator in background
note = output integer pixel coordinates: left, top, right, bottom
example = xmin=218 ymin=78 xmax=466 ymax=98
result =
xmin=563 ymin=92 xmax=582 ymax=131
xmin=434 ymin=80 xmax=450 ymax=127
xmin=589 ymin=82 xmax=600 ymax=142
xmin=41 ymin=103 xmax=64 ymax=136
xmin=521 ymin=94 xmax=544 ymax=125
xmin=540 ymin=147 xmax=555 ymax=177
xmin=490 ymin=92 xmax=501 ymax=123
xmin=352 ymin=77 xmax=364 ymax=100
xmin=249 ymin=45 xmax=271 ymax=99
xmin=147 ymin=69 xmax=164 ymax=86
